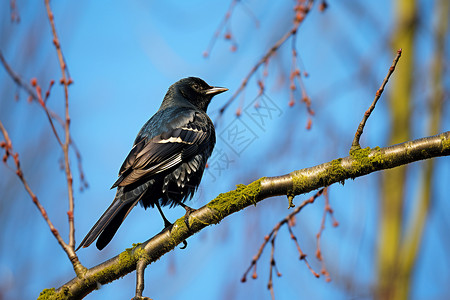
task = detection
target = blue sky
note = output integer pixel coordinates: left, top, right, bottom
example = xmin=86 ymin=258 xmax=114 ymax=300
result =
xmin=1 ymin=0 xmax=449 ymax=299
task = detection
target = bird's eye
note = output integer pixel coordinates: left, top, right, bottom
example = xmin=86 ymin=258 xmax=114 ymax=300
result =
xmin=192 ymin=84 xmax=200 ymax=90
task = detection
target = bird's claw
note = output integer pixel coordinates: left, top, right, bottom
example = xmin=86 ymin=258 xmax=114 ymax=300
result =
xmin=179 ymin=206 xmax=195 ymax=250
xmin=180 ymin=240 xmax=188 ymax=249
xmin=183 ymin=206 xmax=196 ymax=229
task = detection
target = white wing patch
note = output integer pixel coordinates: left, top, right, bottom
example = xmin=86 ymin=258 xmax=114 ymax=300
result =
xmin=157 ymin=136 xmax=193 ymax=144
xmin=181 ymin=127 xmax=201 ymax=132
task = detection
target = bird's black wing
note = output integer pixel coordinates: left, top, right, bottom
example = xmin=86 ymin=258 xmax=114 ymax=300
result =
xmin=111 ymin=109 xmax=213 ymax=189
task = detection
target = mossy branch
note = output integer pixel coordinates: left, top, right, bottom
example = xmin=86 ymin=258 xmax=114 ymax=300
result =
xmin=40 ymin=131 xmax=450 ymax=300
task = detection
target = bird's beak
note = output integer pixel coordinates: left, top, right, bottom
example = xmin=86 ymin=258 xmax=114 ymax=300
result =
xmin=205 ymin=86 xmax=228 ymax=95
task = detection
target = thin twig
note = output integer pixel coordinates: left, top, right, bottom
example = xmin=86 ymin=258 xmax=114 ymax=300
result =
xmin=31 ymin=78 xmax=63 ymax=146
xmin=315 ymin=189 xmax=335 ymax=282
xmin=0 ymin=120 xmax=68 ymax=250
xmin=45 ymin=0 xmax=76 ymax=250
xmin=286 ymin=224 xmax=318 ymax=276
xmin=203 ymin=0 xmax=239 ymax=57
xmin=268 ymin=228 xmax=280 ymax=300
xmin=0 ymin=51 xmax=87 ymax=188
xmin=48 ymin=110 xmax=89 ymax=190
xmin=351 ymin=49 xmax=403 ymax=150
xmin=1 ymin=46 xmax=86 ymax=275
xmin=10 ymin=0 xmax=20 ymax=22
xmin=203 ymin=0 xmax=260 ymax=58
xmin=241 ymin=188 xmax=326 ymax=284
xmin=219 ymin=0 xmax=315 ymax=115
xmin=44 ymin=0 xmax=86 ymax=276
xmin=0 ymin=51 xmax=38 ymax=99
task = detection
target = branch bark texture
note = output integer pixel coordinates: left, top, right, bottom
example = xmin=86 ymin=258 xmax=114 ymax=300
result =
xmin=39 ymin=131 xmax=450 ymax=300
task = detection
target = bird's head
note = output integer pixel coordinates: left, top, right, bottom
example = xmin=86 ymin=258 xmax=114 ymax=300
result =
xmin=168 ymin=77 xmax=228 ymax=112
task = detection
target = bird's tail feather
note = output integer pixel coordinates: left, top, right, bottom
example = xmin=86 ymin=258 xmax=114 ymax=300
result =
xmin=95 ymin=200 xmax=138 ymax=250
xmin=77 ymin=182 xmax=151 ymax=251
xmin=76 ymin=198 xmax=139 ymax=251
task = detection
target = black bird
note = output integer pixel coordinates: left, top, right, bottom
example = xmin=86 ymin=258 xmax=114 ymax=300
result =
xmin=77 ymin=77 xmax=227 ymax=250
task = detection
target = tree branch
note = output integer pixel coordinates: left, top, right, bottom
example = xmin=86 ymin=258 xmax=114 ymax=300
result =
xmin=38 ymin=131 xmax=450 ymax=300
xmin=44 ymin=0 xmax=76 ymax=251
xmin=0 ymin=120 xmax=69 ymax=255
xmin=218 ymin=0 xmax=315 ymax=115
xmin=351 ymin=48 xmax=402 ymax=150
xmin=0 ymin=51 xmax=88 ymax=192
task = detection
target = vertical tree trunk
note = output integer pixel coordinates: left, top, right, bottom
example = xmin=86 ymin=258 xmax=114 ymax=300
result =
xmin=376 ymin=0 xmax=417 ymax=299
xmin=396 ymin=0 xmax=449 ymax=299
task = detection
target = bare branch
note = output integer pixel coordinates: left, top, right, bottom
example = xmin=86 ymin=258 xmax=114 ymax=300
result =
xmin=241 ymin=189 xmax=326 ymax=297
xmin=42 ymin=131 xmax=450 ymax=300
xmin=351 ymin=49 xmax=403 ymax=150
xmin=218 ymin=0 xmax=315 ymax=116
xmin=44 ymin=0 xmax=76 ymax=251
xmin=0 ymin=51 xmax=38 ymax=99
xmin=31 ymin=78 xmax=63 ymax=146
xmin=0 ymin=51 xmax=88 ymax=190
xmin=0 ymin=120 xmax=68 ymax=252
xmin=203 ymin=0 xmax=240 ymax=57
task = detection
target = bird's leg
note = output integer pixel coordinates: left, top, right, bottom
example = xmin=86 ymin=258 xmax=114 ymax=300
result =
xmin=155 ymin=201 xmax=172 ymax=229
xmin=176 ymin=201 xmax=197 ymax=229
xmin=156 ymin=201 xmax=188 ymax=249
